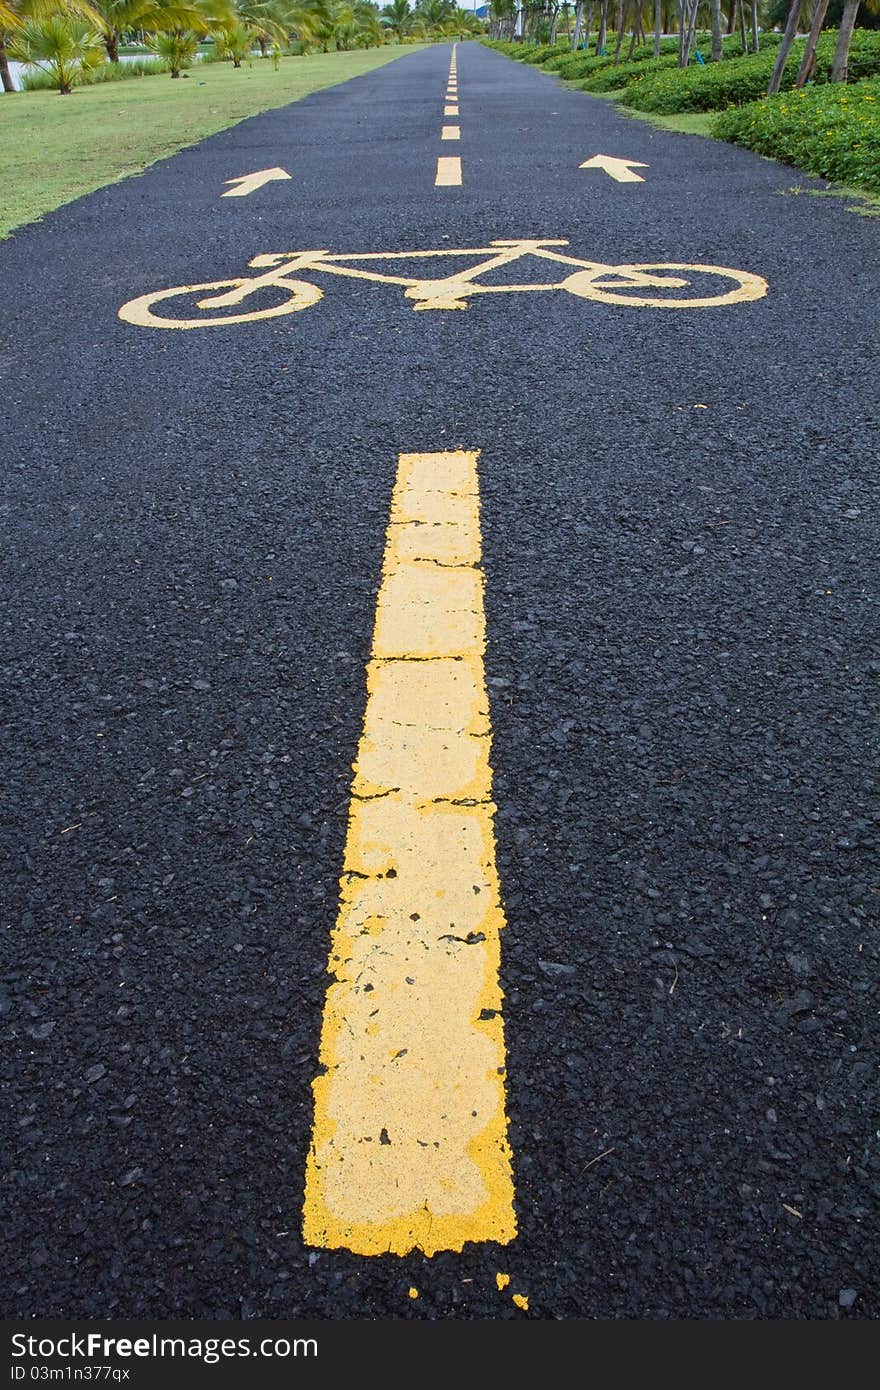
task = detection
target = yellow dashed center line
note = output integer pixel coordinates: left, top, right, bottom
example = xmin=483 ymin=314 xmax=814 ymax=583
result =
xmin=303 ymin=450 xmax=516 ymax=1257
xmin=437 ymin=45 xmax=462 ymax=186
xmin=435 ymin=156 xmax=462 ymax=187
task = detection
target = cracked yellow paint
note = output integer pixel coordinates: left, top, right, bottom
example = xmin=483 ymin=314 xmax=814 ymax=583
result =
xmin=303 ymin=451 xmax=516 ymax=1257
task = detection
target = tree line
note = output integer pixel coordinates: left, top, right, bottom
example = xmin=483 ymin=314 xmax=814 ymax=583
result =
xmin=1 ymin=0 xmax=483 ymax=92
xmin=488 ymin=1 xmax=878 ymax=89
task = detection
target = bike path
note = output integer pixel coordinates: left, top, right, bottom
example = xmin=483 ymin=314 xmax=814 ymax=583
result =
xmin=2 ymin=41 xmax=878 ymax=1320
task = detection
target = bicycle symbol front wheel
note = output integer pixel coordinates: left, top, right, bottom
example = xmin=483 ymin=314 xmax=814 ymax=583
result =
xmin=118 ymin=276 xmax=323 ymax=329
xmin=561 ymin=263 xmax=768 ymax=309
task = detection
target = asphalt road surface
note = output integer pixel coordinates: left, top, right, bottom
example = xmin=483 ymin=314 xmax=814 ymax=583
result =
xmin=3 ymin=41 xmax=878 ymax=1321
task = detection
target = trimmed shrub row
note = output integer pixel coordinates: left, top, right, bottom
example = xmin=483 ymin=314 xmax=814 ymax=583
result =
xmin=620 ymin=31 xmax=880 ymax=113
xmin=712 ymin=75 xmax=880 ymax=193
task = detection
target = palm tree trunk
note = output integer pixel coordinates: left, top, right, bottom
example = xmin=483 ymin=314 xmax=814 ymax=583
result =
xmin=582 ymin=0 xmax=594 ymax=51
xmin=597 ymin=0 xmax=608 ymax=51
xmin=653 ymin=0 xmax=661 ymax=55
xmin=738 ymin=0 xmax=747 ymax=48
xmin=0 ymin=33 xmax=15 ymax=92
xmin=581 ymin=0 xmax=595 ymax=49
xmin=613 ymin=0 xmax=625 ymax=62
xmin=571 ymin=0 xmax=583 ymax=46
xmin=830 ymin=0 xmax=859 ymax=82
xmin=686 ymin=0 xmax=699 ymax=61
xmin=766 ymin=0 xmax=803 ymax=95
xmin=105 ymin=29 xmax=120 ymax=62
xmin=680 ymin=0 xmax=698 ymax=65
xmin=710 ymin=0 xmax=722 ymax=59
xmin=795 ymin=0 xmax=829 ymax=86
xmin=750 ymin=0 xmax=759 ymax=51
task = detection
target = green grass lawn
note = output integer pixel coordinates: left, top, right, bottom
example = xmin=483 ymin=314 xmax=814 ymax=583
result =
xmin=0 ymin=46 xmax=424 ymax=238
xmin=621 ymin=107 xmax=716 ymax=137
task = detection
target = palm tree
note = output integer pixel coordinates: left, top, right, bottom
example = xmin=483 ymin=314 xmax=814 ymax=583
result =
xmin=381 ymin=0 xmax=410 ymax=39
xmin=143 ymin=0 xmax=235 ymax=75
xmin=1 ymin=0 xmax=99 ymax=90
xmin=302 ymin=0 xmax=381 ymax=49
xmin=414 ymin=0 xmax=455 ymax=33
xmin=88 ymin=0 xmax=208 ymax=63
xmin=234 ymin=0 xmax=292 ymax=53
xmin=149 ymin=24 xmax=199 ymax=68
xmin=9 ymin=11 xmax=102 ymax=89
xmin=216 ymin=17 xmax=254 ymax=59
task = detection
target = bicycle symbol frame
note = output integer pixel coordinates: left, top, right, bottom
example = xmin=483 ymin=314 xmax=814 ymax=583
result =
xmin=118 ymin=238 xmax=769 ymax=329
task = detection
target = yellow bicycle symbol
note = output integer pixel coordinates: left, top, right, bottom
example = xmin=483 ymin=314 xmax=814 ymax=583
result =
xmin=118 ymin=238 xmax=768 ymax=328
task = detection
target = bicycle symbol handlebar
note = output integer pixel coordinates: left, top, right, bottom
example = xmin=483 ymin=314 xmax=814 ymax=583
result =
xmin=118 ymin=238 xmax=769 ymax=329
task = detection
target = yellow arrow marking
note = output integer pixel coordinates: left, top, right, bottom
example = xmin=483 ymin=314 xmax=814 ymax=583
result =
xmin=442 ymin=125 xmax=461 ymax=141
xmin=221 ymin=167 xmax=292 ymax=198
xmin=302 ymin=450 xmax=516 ymax=1258
xmin=579 ymin=155 xmax=649 ymax=184
xmin=435 ymin=157 xmax=462 ymax=187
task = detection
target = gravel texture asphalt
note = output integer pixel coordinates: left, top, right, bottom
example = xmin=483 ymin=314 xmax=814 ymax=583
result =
xmin=2 ymin=41 xmax=878 ymax=1321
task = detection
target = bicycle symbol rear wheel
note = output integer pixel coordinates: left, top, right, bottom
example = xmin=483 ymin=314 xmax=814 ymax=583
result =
xmin=561 ymin=263 xmax=768 ymax=309
xmin=118 ymin=277 xmax=323 ymax=329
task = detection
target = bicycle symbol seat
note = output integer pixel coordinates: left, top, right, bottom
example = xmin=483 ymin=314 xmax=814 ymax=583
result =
xmin=118 ymin=238 xmax=768 ymax=329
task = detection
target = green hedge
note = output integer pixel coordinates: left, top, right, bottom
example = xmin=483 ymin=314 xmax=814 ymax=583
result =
xmin=579 ymin=54 xmax=681 ymax=91
xmin=621 ymin=48 xmax=789 ymax=111
xmin=484 ymin=31 xmax=781 ymax=89
xmin=621 ymin=31 xmax=880 ymax=113
xmin=713 ymin=75 xmax=880 ymax=193
xmin=549 ymin=37 xmax=681 ymax=79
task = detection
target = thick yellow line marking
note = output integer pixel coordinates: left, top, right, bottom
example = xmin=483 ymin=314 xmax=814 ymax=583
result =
xmin=442 ymin=125 xmax=461 ymax=141
xmin=303 ymin=451 xmax=516 ymax=1257
xmin=435 ymin=156 xmax=462 ymax=187
xmin=444 ymin=104 xmax=459 ymax=116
